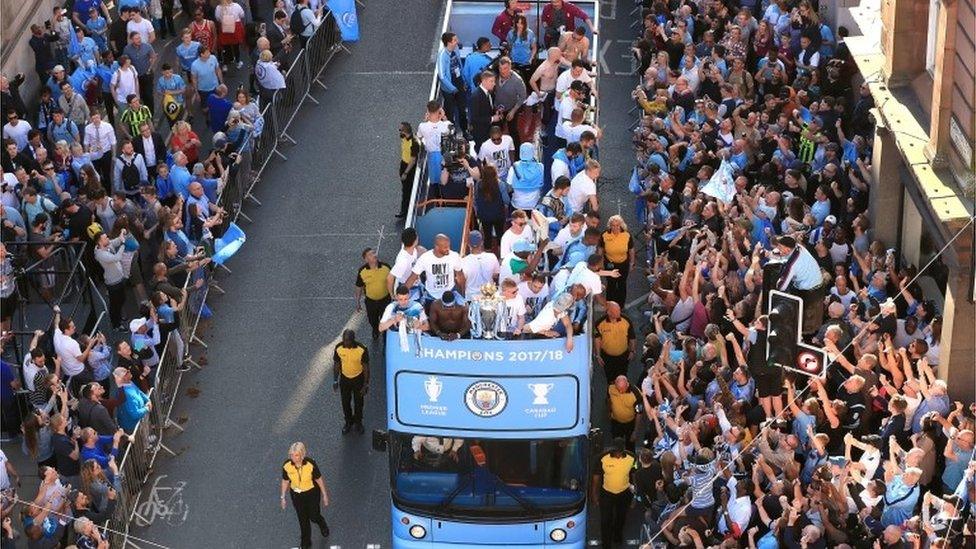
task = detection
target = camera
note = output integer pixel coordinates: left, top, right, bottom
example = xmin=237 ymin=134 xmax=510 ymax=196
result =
xmin=440 ymin=128 xmax=468 ymax=170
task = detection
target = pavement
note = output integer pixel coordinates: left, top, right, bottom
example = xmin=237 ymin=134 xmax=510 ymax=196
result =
xmin=126 ymin=2 xmax=441 ymax=547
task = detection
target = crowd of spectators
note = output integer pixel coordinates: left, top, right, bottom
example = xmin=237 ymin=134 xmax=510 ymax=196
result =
xmin=586 ymin=0 xmax=974 ymax=547
xmin=0 ymin=0 xmax=333 ymax=545
xmin=380 ymin=1 xmax=974 ymax=549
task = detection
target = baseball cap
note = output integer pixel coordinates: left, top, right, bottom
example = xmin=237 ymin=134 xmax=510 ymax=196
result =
xmin=468 ymin=230 xmax=483 ymax=248
xmin=129 ymin=318 xmax=147 ymax=333
xmin=52 ymin=64 xmax=65 ymax=73
xmin=512 ymin=240 xmax=535 ymax=254
xmin=824 ymin=215 xmax=837 ymax=225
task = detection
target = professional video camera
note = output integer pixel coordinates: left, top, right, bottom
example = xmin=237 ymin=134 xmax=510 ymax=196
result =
xmin=440 ymin=127 xmax=469 ymax=170
xmin=571 ymin=80 xmax=592 ymax=104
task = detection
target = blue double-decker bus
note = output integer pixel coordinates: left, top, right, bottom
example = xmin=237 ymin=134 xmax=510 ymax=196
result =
xmin=376 ymin=333 xmax=592 ymax=547
xmin=374 ymin=1 xmax=602 ymax=545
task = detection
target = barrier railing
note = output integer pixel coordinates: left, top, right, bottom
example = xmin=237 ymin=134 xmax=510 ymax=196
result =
xmin=90 ymin=13 xmax=348 ymax=547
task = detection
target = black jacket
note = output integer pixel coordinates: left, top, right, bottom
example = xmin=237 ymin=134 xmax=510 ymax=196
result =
xmin=266 ymin=23 xmax=288 ymax=55
xmin=132 ymin=132 xmax=167 ymax=168
xmin=469 ymin=86 xmax=495 ymax=141
xmin=77 ymin=398 xmax=118 ymax=435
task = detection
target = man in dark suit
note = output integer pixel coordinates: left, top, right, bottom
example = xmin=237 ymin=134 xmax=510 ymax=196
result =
xmin=132 ymin=122 xmax=166 ymax=180
xmin=266 ymin=10 xmax=291 ymax=57
xmin=468 ymin=70 xmax=500 ymax=153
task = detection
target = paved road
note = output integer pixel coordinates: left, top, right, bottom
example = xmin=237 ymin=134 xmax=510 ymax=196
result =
xmin=128 ymin=1 xmax=654 ymax=547
xmin=131 ymin=3 xmax=440 ymax=547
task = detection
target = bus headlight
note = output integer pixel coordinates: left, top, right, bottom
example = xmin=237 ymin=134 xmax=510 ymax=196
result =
xmin=409 ymin=524 xmax=427 ymax=539
xmin=550 ymin=528 xmax=567 ymax=542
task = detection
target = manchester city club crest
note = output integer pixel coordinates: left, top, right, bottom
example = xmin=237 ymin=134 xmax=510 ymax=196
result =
xmin=464 ymin=381 xmax=508 ymax=417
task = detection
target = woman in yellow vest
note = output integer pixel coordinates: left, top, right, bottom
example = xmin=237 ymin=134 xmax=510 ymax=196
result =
xmin=598 ymin=215 xmax=635 ymax=307
xmin=280 ymin=442 xmax=330 ymax=548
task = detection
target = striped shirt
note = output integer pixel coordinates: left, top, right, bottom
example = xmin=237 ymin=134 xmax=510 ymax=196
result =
xmin=119 ymin=106 xmax=152 ymax=137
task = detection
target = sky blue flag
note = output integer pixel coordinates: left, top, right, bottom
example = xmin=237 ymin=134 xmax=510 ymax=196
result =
xmin=67 ymin=22 xmax=81 ymax=58
xmin=660 ymin=228 xmax=683 ymax=242
xmin=213 ymin=223 xmax=246 ymax=265
xmin=327 ymin=0 xmax=360 ymax=42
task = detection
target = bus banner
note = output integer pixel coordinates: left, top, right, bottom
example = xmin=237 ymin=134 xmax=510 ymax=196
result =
xmin=387 ymin=334 xmax=590 ymax=436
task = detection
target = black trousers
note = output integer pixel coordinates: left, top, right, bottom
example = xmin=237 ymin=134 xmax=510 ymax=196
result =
xmin=364 ymin=296 xmax=390 ymax=336
xmin=339 ymin=373 xmax=365 ymax=425
xmin=398 ymin=161 xmax=416 ymax=215
xmin=604 ymin=260 xmax=630 ymax=308
xmin=600 ymin=488 xmax=632 ymax=549
xmin=601 ymin=352 xmax=629 ymax=384
xmin=290 ymin=487 xmax=328 ymax=548
xmin=92 ymin=155 xmax=113 ymax=193
xmin=610 ymin=419 xmax=636 ymax=452
xmin=441 ymin=88 xmax=467 ymax=132
xmin=101 ymin=91 xmax=116 ymax=127
xmin=138 ymin=73 xmax=155 ymax=116
xmin=106 ymin=281 xmax=126 ymax=327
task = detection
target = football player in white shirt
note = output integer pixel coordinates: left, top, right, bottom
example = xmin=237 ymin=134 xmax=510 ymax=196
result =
xmin=560 ymin=107 xmax=601 ymax=143
xmin=477 ymin=126 xmax=516 ymax=181
xmin=404 ymin=234 xmax=465 ymax=301
xmin=417 ymin=101 xmax=453 ymax=184
xmin=460 ymin=231 xmax=500 ymax=302
xmin=567 ymin=159 xmax=600 ymax=214
xmin=518 ymin=273 xmax=550 ymax=322
xmin=499 ymin=210 xmax=535 ymax=259
xmin=387 ymin=227 xmax=425 ymax=296
xmin=552 ymin=213 xmax=585 ymax=255
xmin=498 ymin=279 xmax=526 ymax=336
xmin=554 ymin=84 xmax=582 ymax=141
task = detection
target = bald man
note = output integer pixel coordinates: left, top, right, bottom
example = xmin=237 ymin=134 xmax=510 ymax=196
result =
xmin=404 ymin=234 xmax=465 ymax=305
xmin=594 ymin=301 xmax=635 ymax=384
xmin=529 ymin=47 xmax=562 ymax=129
xmin=607 ymin=375 xmax=640 ymax=451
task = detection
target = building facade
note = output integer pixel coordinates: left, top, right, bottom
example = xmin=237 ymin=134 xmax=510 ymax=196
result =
xmin=847 ymin=0 xmax=975 ymax=402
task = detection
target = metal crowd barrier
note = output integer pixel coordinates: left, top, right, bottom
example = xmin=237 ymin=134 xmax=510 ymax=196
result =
xmin=92 ymin=14 xmax=349 ymax=547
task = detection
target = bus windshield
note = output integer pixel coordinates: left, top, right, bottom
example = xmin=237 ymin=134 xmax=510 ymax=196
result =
xmin=389 ymin=432 xmax=587 ymax=520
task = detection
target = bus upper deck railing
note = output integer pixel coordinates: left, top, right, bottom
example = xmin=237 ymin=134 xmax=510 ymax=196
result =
xmin=404 ymin=0 xmax=600 ymax=245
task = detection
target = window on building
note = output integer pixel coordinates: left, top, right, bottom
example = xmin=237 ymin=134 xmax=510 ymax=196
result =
xmin=926 ymin=0 xmax=941 ymax=75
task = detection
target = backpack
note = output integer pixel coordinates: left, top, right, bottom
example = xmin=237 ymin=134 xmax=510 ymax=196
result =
xmin=290 ymin=6 xmax=308 ymax=37
xmin=120 ymin=156 xmax=141 ymax=191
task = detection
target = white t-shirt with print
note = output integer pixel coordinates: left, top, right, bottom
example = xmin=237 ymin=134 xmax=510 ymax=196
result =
xmin=412 ymin=250 xmax=462 ymax=299
xmin=477 ymin=135 xmax=515 ymax=179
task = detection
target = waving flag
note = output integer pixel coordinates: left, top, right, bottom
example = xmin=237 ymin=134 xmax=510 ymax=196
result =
xmin=213 ymin=223 xmax=246 ymax=265
xmin=701 ymin=159 xmax=737 ymax=204
xmin=327 ymin=0 xmax=360 ymax=42
xmin=67 ymin=21 xmax=81 ymax=59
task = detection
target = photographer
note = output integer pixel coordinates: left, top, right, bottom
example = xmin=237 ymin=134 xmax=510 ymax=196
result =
xmin=439 ymin=143 xmax=479 ymax=201
xmin=93 ymin=230 xmax=129 ymax=330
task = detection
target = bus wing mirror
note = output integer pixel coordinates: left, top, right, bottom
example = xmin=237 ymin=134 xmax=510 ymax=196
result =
xmin=372 ymin=429 xmax=388 ymax=452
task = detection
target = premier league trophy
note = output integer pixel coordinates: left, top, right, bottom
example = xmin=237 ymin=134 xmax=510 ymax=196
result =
xmin=469 ymin=283 xmax=504 ymax=339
